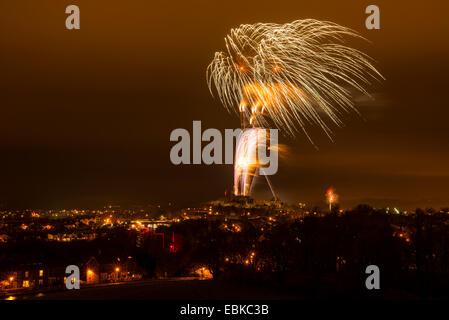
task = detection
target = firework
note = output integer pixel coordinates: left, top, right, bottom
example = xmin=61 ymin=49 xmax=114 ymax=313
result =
xmin=207 ymin=19 xmax=383 ymax=196
xmin=233 ymin=128 xmax=267 ymax=196
xmin=326 ymin=187 xmax=338 ymax=211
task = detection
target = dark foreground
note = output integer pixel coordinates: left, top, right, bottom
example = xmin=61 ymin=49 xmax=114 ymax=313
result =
xmin=4 ymin=279 xmax=445 ymax=320
xmin=20 ymin=278 xmax=301 ymax=300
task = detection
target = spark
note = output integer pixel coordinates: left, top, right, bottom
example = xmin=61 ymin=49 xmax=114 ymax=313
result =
xmin=326 ymin=187 xmax=338 ymax=211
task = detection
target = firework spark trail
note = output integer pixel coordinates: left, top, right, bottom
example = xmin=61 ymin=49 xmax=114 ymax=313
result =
xmin=233 ymin=128 xmax=267 ymax=196
xmin=326 ymin=187 xmax=338 ymax=211
xmin=207 ymin=19 xmax=384 ymax=140
xmin=207 ymin=19 xmax=384 ymax=196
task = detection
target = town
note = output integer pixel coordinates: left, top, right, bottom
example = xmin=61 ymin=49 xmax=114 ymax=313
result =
xmin=1 ymin=198 xmax=449 ymax=299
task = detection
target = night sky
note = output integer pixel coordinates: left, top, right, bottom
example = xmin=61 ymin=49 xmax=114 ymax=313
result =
xmin=1 ymin=0 xmax=448 ymax=209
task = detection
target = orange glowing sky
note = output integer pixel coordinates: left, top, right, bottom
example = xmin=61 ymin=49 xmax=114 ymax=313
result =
xmin=0 ymin=0 xmax=448 ymax=209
